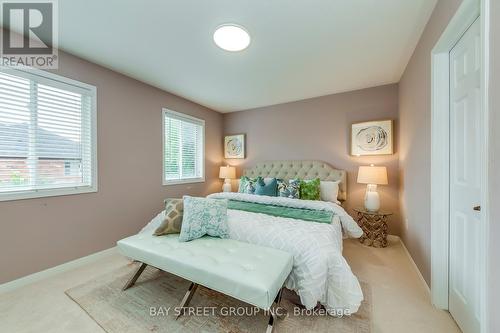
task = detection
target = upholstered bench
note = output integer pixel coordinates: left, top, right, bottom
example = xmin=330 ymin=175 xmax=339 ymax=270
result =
xmin=117 ymin=233 xmax=293 ymax=332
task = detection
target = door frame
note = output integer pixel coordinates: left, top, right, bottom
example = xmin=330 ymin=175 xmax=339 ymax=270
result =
xmin=430 ymin=0 xmax=490 ymax=331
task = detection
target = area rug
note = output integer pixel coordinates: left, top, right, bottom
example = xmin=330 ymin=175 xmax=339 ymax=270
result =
xmin=65 ymin=263 xmax=371 ymax=333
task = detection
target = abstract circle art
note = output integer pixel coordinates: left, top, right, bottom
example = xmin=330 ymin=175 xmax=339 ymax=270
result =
xmin=351 ymin=120 xmax=393 ymax=156
xmin=224 ymin=134 xmax=245 ymax=159
xmin=227 ymin=138 xmax=242 ymax=154
xmin=355 ymin=125 xmax=388 ymax=151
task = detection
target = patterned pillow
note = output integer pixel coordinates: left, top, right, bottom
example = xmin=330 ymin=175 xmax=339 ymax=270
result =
xmin=154 ymin=198 xmax=183 ymax=236
xmin=178 ymin=196 xmax=230 ymax=242
xmin=300 ymin=178 xmax=321 ymax=200
xmin=238 ymin=176 xmax=262 ymax=194
xmin=277 ymin=179 xmax=300 ymax=199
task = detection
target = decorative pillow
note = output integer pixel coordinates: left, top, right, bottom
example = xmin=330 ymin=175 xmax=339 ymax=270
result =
xmin=154 ymin=198 xmax=183 ymax=236
xmin=277 ymin=179 xmax=300 ymax=199
xmin=238 ymin=176 xmax=261 ymax=194
xmin=255 ymin=178 xmax=278 ymax=196
xmin=263 ymin=177 xmax=277 ymax=185
xmin=178 ymin=196 xmax=230 ymax=242
xmin=300 ymin=178 xmax=321 ymax=200
xmin=320 ymin=180 xmax=340 ymax=203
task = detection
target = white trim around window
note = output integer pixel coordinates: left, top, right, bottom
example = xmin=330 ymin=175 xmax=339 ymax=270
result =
xmin=0 ymin=67 xmax=98 ymax=201
xmin=162 ymin=109 xmax=205 ymax=186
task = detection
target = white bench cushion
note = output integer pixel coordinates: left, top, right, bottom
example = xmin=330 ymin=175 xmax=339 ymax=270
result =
xmin=117 ymin=234 xmax=293 ymax=309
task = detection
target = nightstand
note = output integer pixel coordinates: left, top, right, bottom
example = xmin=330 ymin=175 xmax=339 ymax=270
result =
xmin=353 ymin=208 xmax=393 ymax=248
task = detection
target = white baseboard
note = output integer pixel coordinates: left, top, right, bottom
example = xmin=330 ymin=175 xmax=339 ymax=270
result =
xmin=388 ymin=235 xmax=431 ymax=295
xmin=0 ymin=246 xmax=118 ymax=294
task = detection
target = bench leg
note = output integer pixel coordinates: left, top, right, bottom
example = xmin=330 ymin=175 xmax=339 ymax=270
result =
xmin=122 ymin=262 xmax=147 ymax=291
xmin=266 ymin=287 xmax=286 ymax=333
xmin=266 ymin=312 xmax=276 ymax=333
xmin=275 ymin=287 xmax=287 ymax=319
xmin=275 ymin=287 xmax=284 ymax=304
xmin=176 ymin=282 xmax=198 ymax=320
xmin=266 ymin=313 xmax=275 ymax=333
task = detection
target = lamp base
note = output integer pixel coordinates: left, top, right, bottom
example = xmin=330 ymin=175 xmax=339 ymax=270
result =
xmin=364 ymin=184 xmax=380 ymax=212
xmin=222 ymin=179 xmax=232 ymax=192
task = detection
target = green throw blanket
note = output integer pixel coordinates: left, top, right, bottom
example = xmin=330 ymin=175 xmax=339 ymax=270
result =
xmin=227 ymin=200 xmax=333 ymax=224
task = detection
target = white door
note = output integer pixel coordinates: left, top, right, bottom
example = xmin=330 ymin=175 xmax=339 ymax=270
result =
xmin=449 ymin=18 xmax=481 ymax=333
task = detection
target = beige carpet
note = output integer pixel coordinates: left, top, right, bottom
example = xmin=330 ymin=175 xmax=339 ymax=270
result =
xmin=65 ymin=262 xmax=371 ymax=333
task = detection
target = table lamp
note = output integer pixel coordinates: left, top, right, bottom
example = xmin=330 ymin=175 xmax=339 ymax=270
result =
xmin=219 ymin=166 xmax=236 ymax=192
xmin=357 ymin=165 xmax=388 ymax=212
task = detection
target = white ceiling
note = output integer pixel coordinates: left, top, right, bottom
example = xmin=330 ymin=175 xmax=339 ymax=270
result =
xmin=55 ymin=0 xmax=436 ymax=112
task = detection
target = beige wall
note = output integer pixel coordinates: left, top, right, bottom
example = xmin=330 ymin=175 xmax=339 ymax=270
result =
xmin=0 ymin=50 xmax=223 ymax=284
xmin=398 ymin=0 xmax=462 ymax=285
xmin=400 ymin=1 xmax=500 ymax=330
xmin=223 ymin=84 xmax=401 ymax=235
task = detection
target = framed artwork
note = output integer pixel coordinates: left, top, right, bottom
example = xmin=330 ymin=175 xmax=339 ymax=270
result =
xmin=224 ymin=134 xmax=245 ymax=159
xmin=351 ymin=120 xmax=393 ymax=156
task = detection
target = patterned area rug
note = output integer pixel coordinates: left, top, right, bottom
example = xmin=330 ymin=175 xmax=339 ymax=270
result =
xmin=65 ymin=263 xmax=371 ymax=333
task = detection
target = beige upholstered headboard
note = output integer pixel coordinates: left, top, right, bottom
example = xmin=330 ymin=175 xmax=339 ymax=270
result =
xmin=243 ymin=160 xmax=347 ymax=201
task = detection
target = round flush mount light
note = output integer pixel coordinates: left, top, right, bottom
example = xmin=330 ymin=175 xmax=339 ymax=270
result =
xmin=213 ymin=24 xmax=251 ymax=52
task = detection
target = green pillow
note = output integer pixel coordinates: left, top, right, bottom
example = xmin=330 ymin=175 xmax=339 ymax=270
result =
xmin=238 ymin=176 xmax=262 ymax=194
xmin=255 ymin=178 xmax=278 ymax=196
xmin=300 ymin=178 xmax=321 ymax=200
xmin=178 ymin=196 xmax=230 ymax=242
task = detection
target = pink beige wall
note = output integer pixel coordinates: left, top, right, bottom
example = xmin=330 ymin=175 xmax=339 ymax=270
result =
xmin=223 ymin=84 xmax=401 ymax=235
xmin=0 ymin=50 xmax=223 ymax=284
xmin=398 ymin=0 xmax=462 ymax=286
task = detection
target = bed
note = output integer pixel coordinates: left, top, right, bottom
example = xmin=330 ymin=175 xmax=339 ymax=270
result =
xmin=140 ymin=160 xmax=364 ymax=314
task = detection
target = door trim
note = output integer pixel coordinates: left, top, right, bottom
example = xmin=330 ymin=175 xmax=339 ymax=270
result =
xmin=430 ymin=0 xmax=490 ymax=332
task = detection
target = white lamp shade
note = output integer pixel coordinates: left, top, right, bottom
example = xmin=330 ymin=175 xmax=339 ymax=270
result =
xmin=219 ymin=166 xmax=236 ymax=179
xmin=357 ymin=166 xmax=388 ymax=185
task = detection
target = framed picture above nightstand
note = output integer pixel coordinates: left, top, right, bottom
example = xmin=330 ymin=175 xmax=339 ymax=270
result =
xmin=224 ymin=134 xmax=245 ymax=159
xmin=351 ymin=120 xmax=393 ymax=156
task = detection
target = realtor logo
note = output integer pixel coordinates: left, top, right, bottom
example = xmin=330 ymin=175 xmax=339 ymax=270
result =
xmin=1 ymin=0 xmax=58 ymax=68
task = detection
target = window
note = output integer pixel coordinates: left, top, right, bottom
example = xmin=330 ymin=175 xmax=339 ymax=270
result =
xmin=0 ymin=67 xmax=97 ymax=201
xmin=163 ymin=109 xmax=204 ymax=185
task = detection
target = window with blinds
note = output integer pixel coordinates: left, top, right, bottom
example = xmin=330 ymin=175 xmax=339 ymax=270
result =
xmin=0 ymin=68 xmax=97 ymax=201
xmin=163 ymin=109 xmax=205 ymax=184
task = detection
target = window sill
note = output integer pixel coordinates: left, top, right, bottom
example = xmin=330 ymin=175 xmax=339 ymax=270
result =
xmin=0 ymin=185 xmax=98 ymax=202
xmin=163 ymin=178 xmax=205 ymax=186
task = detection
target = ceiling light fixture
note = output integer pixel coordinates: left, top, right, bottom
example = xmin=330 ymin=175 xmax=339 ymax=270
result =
xmin=213 ymin=24 xmax=250 ymax=52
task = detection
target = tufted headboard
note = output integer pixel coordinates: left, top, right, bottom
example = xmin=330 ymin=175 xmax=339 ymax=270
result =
xmin=243 ymin=160 xmax=347 ymax=202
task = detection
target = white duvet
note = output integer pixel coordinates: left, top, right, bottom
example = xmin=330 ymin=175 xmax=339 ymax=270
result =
xmin=140 ymin=193 xmax=364 ymax=314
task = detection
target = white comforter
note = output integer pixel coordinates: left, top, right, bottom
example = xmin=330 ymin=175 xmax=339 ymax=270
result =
xmin=208 ymin=192 xmax=363 ymax=238
xmin=140 ymin=193 xmax=364 ymax=313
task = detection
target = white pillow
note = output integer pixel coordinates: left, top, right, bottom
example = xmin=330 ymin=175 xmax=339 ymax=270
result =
xmin=320 ymin=181 xmax=340 ymax=203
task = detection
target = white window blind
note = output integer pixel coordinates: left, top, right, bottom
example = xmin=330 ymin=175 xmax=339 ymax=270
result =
xmin=163 ymin=109 xmax=204 ymax=184
xmin=0 ymin=68 xmax=97 ymax=201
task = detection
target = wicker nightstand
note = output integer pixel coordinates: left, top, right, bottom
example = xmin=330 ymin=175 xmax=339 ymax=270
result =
xmin=353 ymin=208 xmax=393 ymax=248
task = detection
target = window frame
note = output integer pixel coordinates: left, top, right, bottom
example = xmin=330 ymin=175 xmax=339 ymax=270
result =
xmin=162 ymin=108 xmax=205 ymax=186
xmin=0 ymin=67 xmax=98 ymax=202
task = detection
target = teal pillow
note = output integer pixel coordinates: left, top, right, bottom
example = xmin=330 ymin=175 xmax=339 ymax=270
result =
xmin=178 ymin=196 xmax=230 ymax=242
xmin=300 ymin=178 xmax=321 ymax=200
xmin=238 ymin=176 xmax=261 ymax=194
xmin=277 ymin=179 xmax=300 ymax=199
xmin=255 ymin=178 xmax=278 ymax=196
